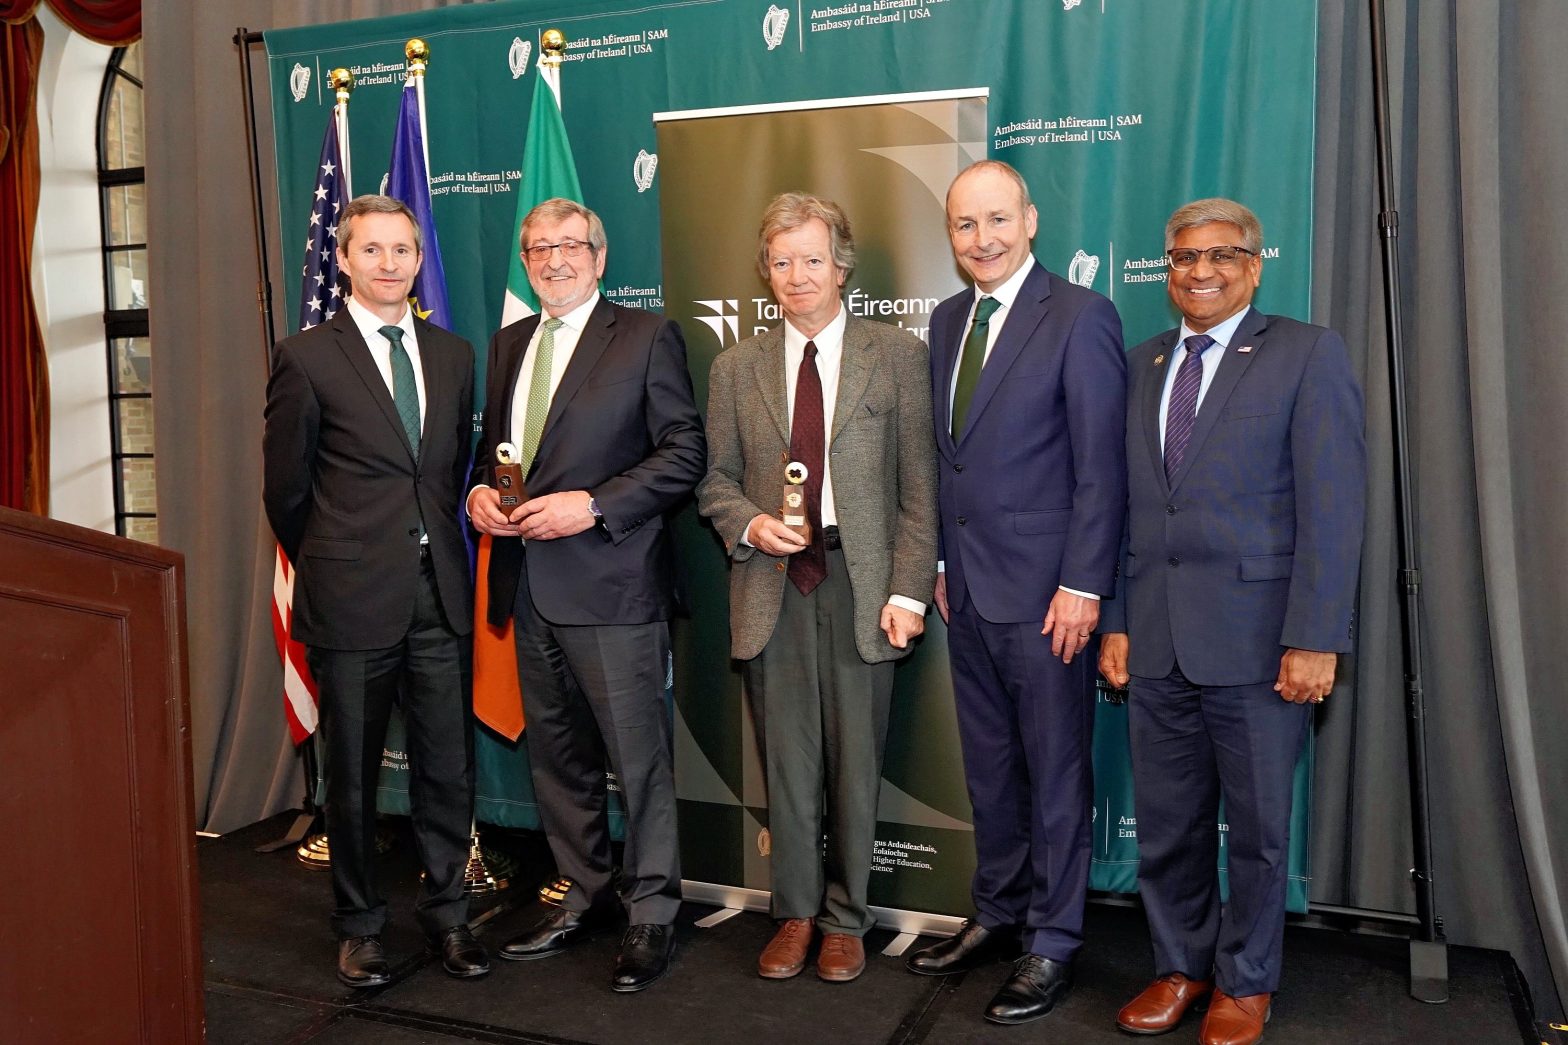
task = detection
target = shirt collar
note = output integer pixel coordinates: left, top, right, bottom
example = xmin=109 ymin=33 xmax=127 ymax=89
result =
xmin=977 ymin=258 xmax=1035 ymax=313
xmin=345 ymin=295 xmax=413 ymax=342
xmin=542 ymin=290 xmax=601 ymax=333
xmin=1179 ymin=306 xmax=1251 ymax=351
xmin=783 ymin=301 xmax=847 ymax=356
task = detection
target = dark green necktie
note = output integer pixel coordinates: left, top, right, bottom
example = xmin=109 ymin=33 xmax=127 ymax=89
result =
xmin=380 ymin=324 xmax=420 ymax=461
xmin=950 ymin=295 xmax=1001 ymax=438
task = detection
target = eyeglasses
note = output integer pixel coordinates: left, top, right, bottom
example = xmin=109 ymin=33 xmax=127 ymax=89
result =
xmin=523 ymin=239 xmax=594 ymax=262
xmin=1165 ymin=246 xmax=1256 ymax=270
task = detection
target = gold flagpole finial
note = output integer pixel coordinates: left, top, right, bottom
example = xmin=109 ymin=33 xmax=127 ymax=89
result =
xmin=541 ymin=28 xmax=566 ymax=70
xmin=328 ymin=68 xmax=354 ymax=105
xmin=405 ymin=38 xmax=430 ymax=77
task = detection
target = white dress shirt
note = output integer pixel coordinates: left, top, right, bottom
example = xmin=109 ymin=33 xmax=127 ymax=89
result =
xmin=509 ymin=291 xmax=602 ymax=448
xmin=345 ymin=296 xmax=424 ymax=431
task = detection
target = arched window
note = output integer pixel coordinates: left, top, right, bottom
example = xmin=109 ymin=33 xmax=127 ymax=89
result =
xmin=98 ymin=42 xmax=153 ymax=541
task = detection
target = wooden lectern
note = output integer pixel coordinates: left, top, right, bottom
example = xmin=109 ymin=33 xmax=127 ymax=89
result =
xmin=0 ymin=507 xmax=203 ymax=1042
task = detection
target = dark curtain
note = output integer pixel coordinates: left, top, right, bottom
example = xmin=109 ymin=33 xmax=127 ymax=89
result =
xmin=143 ymin=0 xmax=1566 ymax=1016
xmin=1312 ymin=0 xmax=1567 ymax=1016
xmin=0 ymin=0 xmax=139 ymax=44
xmin=0 ymin=16 xmax=48 ymax=515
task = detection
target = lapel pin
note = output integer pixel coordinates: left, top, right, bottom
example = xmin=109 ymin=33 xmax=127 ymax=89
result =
xmin=1153 ymin=355 xmax=1165 ymax=366
xmin=1237 ymin=345 xmax=1254 ymax=354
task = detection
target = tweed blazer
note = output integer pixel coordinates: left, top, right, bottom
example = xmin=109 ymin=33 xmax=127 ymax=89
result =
xmin=697 ymin=314 xmax=938 ymax=663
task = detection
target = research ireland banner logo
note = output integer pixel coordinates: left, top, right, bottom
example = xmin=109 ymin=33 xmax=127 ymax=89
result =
xmin=763 ymin=4 xmax=790 ymax=50
xmin=694 ymin=299 xmax=740 ymax=346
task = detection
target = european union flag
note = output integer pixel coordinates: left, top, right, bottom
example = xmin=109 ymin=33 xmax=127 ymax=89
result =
xmin=385 ymin=81 xmax=451 ymax=329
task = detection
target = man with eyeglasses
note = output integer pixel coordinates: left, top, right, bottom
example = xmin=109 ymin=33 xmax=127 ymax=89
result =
xmin=1099 ymin=198 xmax=1365 ymax=1045
xmin=468 ymin=198 xmax=706 ymax=993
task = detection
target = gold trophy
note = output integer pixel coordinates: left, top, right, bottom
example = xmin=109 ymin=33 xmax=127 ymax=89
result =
xmin=781 ymin=461 xmax=812 ymax=541
xmin=494 ymin=443 xmax=526 ymax=510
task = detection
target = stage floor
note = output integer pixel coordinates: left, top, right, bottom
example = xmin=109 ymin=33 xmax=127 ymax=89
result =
xmin=201 ymin=814 xmax=1535 ymax=1044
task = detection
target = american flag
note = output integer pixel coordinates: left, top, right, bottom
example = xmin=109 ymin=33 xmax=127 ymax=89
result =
xmin=271 ymin=111 xmax=349 ymax=743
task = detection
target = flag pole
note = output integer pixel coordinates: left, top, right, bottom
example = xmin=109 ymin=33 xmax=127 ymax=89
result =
xmin=330 ymin=67 xmax=354 ymax=194
xmin=405 ymin=38 xmax=432 ymax=176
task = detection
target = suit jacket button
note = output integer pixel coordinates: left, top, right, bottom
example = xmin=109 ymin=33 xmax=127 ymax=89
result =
xmin=775 ymin=562 xmax=786 ymax=572
xmin=1166 ymin=505 xmax=1177 ymax=514
xmin=1168 ymin=557 xmax=1179 ymax=567
xmin=954 ymin=464 xmax=964 ymax=473
xmin=407 ymin=528 xmax=419 ymax=537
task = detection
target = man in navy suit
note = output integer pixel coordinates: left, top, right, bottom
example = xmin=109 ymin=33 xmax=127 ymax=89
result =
xmin=1100 ymin=198 xmax=1365 ymax=1045
xmin=903 ymin=161 xmax=1128 ymax=1026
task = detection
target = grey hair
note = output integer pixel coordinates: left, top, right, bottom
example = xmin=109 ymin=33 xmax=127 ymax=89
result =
xmin=339 ymin=195 xmax=422 ymax=254
xmin=1165 ymin=198 xmax=1263 ymax=254
xmin=520 ymin=197 xmax=608 ymax=253
xmin=756 ymin=192 xmax=856 ymax=282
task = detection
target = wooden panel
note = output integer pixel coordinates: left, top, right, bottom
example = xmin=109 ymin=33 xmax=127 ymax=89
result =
xmin=0 ymin=508 xmax=202 ymax=1044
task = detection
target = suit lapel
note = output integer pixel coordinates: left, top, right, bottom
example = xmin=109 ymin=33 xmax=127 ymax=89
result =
xmin=1142 ymin=331 xmax=1180 ymax=495
xmin=831 ymin=318 xmax=873 ymax=445
xmin=540 ymin=297 xmax=614 ymax=445
xmin=414 ymin=317 xmax=444 ymax=450
xmin=332 ymin=311 xmax=417 ymax=463
xmin=1168 ymin=307 xmax=1268 ymax=491
xmin=956 ymin=262 xmax=1049 ymax=448
xmin=752 ymin=326 xmax=790 ymax=445
xmin=933 ymin=301 xmax=965 ymax=454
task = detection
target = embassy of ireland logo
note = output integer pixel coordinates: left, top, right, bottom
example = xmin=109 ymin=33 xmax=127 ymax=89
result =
xmin=508 ymin=38 xmax=533 ymax=79
xmin=763 ymin=5 xmax=790 ymax=50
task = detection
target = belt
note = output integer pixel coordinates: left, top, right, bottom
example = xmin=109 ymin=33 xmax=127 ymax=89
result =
xmin=822 ymin=525 xmax=841 ymax=551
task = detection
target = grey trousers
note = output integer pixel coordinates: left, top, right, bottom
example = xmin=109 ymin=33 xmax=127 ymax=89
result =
xmin=743 ymin=547 xmax=894 ymax=936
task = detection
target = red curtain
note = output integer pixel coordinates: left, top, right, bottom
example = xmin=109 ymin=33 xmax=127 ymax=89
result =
xmin=0 ymin=1 xmax=139 ymax=45
xmin=0 ymin=16 xmax=48 ymax=514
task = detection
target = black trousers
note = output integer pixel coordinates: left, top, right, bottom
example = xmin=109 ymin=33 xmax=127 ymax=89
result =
xmin=511 ymin=562 xmax=681 ymax=925
xmin=308 ymin=553 xmax=475 ymax=939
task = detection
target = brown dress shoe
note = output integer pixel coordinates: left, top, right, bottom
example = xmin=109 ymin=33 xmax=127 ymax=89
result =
xmin=1116 ymin=972 xmax=1212 ymax=1034
xmin=816 ymin=933 xmax=866 ymax=982
xmin=758 ymin=918 xmax=814 ymax=979
xmin=1199 ymin=990 xmax=1271 ymax=1045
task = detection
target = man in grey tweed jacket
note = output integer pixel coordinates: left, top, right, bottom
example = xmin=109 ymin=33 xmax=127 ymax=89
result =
xmin=697 ymin=193 xmax=937 ymax=984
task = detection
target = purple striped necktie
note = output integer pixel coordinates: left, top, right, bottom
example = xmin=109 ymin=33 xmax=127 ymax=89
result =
xmin=1163 ymin=333 xmax=1216 ymax=482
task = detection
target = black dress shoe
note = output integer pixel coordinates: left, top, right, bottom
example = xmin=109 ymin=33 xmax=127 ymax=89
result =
xmin=985 ymin=954 xmax=1074 ymax=1025
xmin=611 ymin=923 xmax=675 ymax=993
xmin=337 ymin=935 xmax=391 ymax=988
xmin=434 ymin=924 xmax=490 ymax=978
xmin=905 ymin=919 xmax=1021 ymax=976
xmin=499 ymin=904 xmax=614 ymax=960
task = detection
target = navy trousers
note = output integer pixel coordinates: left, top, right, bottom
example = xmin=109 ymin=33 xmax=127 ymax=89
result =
xmin=1127 ymin=665 xmax=1311 ymax=996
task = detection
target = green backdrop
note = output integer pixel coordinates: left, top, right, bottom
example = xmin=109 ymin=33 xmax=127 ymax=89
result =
xmin=266 ymin=0 xmax=1318 ymax=916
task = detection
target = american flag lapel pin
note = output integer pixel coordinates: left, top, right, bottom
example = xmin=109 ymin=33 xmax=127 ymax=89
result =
xmin=1237 ymin=345 xmax=1254 ymax=354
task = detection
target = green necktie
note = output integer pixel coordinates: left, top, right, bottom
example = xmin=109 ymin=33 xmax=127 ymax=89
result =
xmin=521 ymin=317 xmax=564 ymax=471
xmin=380 ymin=324 xmax=420 ymax=461
xmin=950 ymin=295 xmax=1001 ymax=438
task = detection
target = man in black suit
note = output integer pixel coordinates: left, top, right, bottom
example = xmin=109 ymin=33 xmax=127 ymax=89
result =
xmin=263 ymin=194 xmax=488 ymax=989
xmin=468 ymin=198 xmax=706 ymax=993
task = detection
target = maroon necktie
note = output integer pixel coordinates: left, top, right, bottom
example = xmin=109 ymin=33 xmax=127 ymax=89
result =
xmin=1163 ymin=333 xmax=1215 ymax=482
xmin=787 ymin=340 xmax=827 ymax=595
